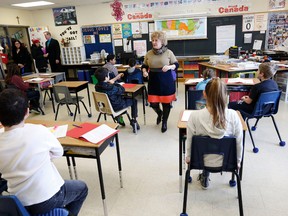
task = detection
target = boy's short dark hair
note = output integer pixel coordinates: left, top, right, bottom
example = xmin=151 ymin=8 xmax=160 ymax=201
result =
xmin=95 ymin=67 xmax=109 ymax=82
xmin=0 ymin=89 xmax=28 ymax=127
xmin=106 ymin=54 xmax=115 ymax=62
xmin=128 ymin=58 xmax=136 ymax=67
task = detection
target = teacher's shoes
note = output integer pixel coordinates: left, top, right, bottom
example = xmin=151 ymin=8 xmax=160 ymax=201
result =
xmin=161 ymin=121 xmax=167 ymax=133
xmin=156 ymin=110 xmax=163 ymax=125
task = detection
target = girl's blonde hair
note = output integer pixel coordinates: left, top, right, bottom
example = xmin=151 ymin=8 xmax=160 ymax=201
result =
xmin=205 ymin=77 xmax=227 ymax=129
xmin=151 ymin=31 xmax=168 ymax=46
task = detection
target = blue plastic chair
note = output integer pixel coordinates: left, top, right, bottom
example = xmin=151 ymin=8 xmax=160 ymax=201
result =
xmin=240 ymin=91 xmax=285 ymax=153
xmin=0 ymin=195 xmax=69 ymax=216
xmin=180 ymin=136 xmax=243 ymax=216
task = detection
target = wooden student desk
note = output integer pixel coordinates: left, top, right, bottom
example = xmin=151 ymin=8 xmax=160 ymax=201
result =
xmin=177 ymin=110 xmax=247 ymax=193
xmin=22 ymin=72 xmax=66 ymax=83
xmin=184 ymin=78 xmax=260 ymax=109
xmin=26 ymin=119 xmax=121 ymax=216
xmin=23 ymin=77 xmax=54 ymax=109
xmin=50 ymin=81 xmax=92 ymax=117
xmin=198 ymin=62 xmax=259 ymax=78
xmin=123 ymin=84 xmax=147 ymax=128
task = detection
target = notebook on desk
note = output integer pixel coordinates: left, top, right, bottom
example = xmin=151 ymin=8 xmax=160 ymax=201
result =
xmin=67 ymin=123 xmax=118 ymax=144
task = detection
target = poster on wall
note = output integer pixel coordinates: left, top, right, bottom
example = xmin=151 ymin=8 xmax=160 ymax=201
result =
xmin=52 ymin=6 xmax=77 ymax=26
xmin=216 ymin=25 xmax=235 ymax=53
xmin=112 ymin=24 xmax=122 ymax=39
xmin=99 ymin=34 xmax=112 ymax=43
xmin=133 ymin=40 xmax=147 ymax=57
xmin=269 ymin=0 xmax=286 ymax=9
xmin=242 ymin=14 xmax=255 ymax=32
xmin=154 ymin=17 xmax=207 ymax=40
xmin=254 ymin=13 xmax=268 ymax=31
xmin=83 ymin=35 xmax=95 ymax=44
xmin=122 ymin=23 xmax=132 ymax=38
xmin=266 ymin=12 xmax=288 ymax=50
xmin=28 ymin=26 xmax=49 ymax=47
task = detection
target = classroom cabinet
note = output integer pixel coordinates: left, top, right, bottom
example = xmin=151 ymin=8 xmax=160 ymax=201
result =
xmin=177 ymin=57 xmax=209 ymax=80
xmin=61 ymin=46 xmax=86 ymax=65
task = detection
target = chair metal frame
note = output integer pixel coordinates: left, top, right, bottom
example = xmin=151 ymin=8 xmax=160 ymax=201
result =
xmin=240 ymin=90 xmax=285 ymax=153
xmin=92 ymin=91 xmax=132 ymax=123
xmin=181 ymin=136 xmax=243 ymax=216
xmin=53 ymin=85 xmax=89 ymax=121
xmin=0 ymin=195 xmax=69 ymax=216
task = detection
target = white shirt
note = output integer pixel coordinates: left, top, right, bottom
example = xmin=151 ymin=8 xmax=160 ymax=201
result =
xmin=0 ymin=123 xmax=64 ymax=206
xmin=186 ymin=108 xmax=243 ymax=164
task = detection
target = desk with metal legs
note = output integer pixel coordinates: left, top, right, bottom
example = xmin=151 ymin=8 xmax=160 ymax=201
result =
xmin=50 ymin=81 xmax=92 ymax=117
xmin=124 ymin=84 xmax=147 ymax=133
xmin=26 ymin=120 xmax=122 ymax=216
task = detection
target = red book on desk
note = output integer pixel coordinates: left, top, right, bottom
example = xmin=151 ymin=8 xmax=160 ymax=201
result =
xmin=122 ymin=83 xmax=137 ymax=88
xmin=67 ymin=123 xmax=118 ymax=144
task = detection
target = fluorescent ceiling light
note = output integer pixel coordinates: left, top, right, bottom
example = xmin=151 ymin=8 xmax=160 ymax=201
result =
xmin=12 ymin=1 xmax=54 ymax=8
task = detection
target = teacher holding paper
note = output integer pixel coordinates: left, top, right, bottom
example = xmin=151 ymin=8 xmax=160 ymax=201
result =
xmin=141 ymin=31 xmax=178 ymax=133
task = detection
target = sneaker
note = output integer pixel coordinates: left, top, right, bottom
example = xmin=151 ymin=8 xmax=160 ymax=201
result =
xmin=130 ymin=119 xmax=140 ymax=132
xmin=117 ymin=116 xmax=125 ymax=126
xmin=198 ymin=173 xmax=209 ymax=190
xmin=30 ymin=107 xmax=41 ymax=114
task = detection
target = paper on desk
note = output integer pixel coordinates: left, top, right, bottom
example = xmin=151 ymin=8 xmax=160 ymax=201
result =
xmin=26 ymin=78 xmax=44 ymax=82
xmin=185 ymin=78 xmax=203 ymax=84
xmin=181 ymin=110 xmax=194 ymax=122
xmin=40 ymin=73 xmax=52 ymax=76
xmin=48 ymin=124 xmax=68 ymax=138
xmin=81 ymin=124 xmax=118 ymax=144
xmin=227 ymin=78 xmax=254 ymax=84
xmin=114 ymin=64 xmax=123 ymax=67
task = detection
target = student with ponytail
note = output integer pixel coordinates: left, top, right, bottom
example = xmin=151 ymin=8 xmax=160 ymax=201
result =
xmin=186 ymin=78 xmax=243 ymax=189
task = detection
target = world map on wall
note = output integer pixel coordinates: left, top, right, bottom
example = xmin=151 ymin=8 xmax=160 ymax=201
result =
xmin=155 ymin=17 xmax=207 ymax=40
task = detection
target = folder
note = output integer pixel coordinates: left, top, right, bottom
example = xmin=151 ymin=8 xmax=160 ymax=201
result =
xmin=67 ymin=123 xmax=119 ymax=144
xmin=122 ymin=83 xmax=137 ymax=88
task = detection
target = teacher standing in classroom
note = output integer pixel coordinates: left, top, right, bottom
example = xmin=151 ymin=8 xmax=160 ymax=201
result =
xmin=142 ymin=31 xmax=178 ymax=133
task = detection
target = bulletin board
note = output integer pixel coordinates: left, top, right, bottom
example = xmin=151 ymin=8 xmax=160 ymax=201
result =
xmin=81 ymin=25 xmax=114 ymax=59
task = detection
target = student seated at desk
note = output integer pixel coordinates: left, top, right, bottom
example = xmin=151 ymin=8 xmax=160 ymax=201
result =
xmin=5 ymin=63 xmax=41 ymax=114
xmin=123 ymin=58 xmax=143 ymax=84
xmin=103 ymin=54 xmax=119 ymax=79
xmin=94 ymin=67 xmax=139 ymax=130
xmin=228 ymin=62 xmax=278 ymax=118
xmin=0 ymin=89 xmax=88 ymax=215
xmin=186 ymin=78 xmax=243 ymax=189
xmin=196 ymin=69 xmax=215 ymax=90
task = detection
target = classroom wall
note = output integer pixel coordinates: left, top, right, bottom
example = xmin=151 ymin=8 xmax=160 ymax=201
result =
xmin=1 ymin=0 xmax=288 ymax=50
xmin=0 ymin=8 xmax=34 ymax=26
xmin=31 ymin=0 xmax=288 ymax=47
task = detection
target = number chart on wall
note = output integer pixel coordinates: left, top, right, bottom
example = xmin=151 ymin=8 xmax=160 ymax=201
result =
xmin=81 ymin=26 xmax=114 ymax=59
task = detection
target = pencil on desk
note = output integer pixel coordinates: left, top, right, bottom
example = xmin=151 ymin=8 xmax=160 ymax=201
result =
xmin=73 ymin=124 xmax=82 ymax=128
